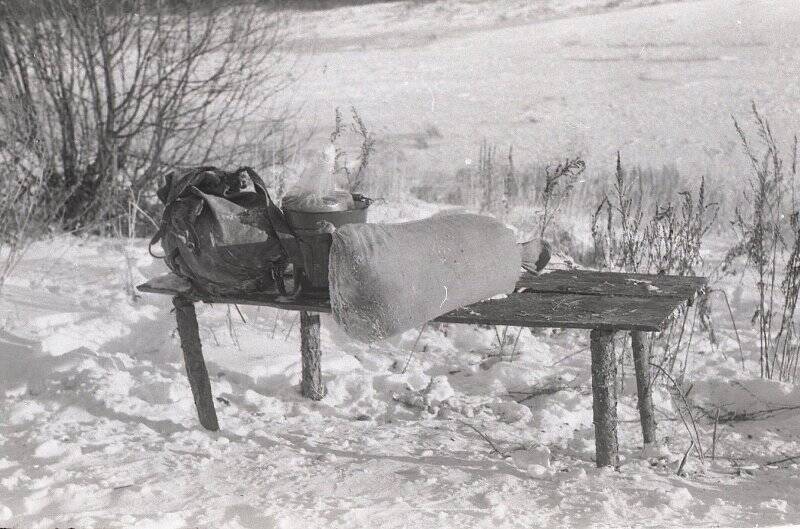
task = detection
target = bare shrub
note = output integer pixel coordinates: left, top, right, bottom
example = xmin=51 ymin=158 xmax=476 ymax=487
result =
xmin=0 ymin=99 xmax=58 ymax=292
xmin=723 ymin=103 xmax=800 ymax=381
xmin=0 ymin=0 xmax=293 ymax=232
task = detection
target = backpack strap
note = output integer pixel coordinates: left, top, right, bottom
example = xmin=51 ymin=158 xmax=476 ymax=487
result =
xmin=236 ymin=166 xmax=297 ymax=241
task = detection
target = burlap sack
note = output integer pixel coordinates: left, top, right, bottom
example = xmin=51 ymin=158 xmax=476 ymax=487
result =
xmin=329 ymin=214 xmax=521 ymax=342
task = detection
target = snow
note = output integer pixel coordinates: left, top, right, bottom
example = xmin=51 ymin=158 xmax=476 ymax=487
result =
xmin=287 ymin=0 xmax=800 ymax=192
xmin=1 ymin=196 xmax=800 ymax=527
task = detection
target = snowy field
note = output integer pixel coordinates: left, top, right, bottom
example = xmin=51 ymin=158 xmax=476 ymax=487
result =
xmin=291 ymin=0 xmax=800 ymax=184
xmin=3 ymin=0 xmax=800 ymax=527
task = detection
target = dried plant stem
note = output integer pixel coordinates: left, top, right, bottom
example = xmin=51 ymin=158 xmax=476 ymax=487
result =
xmin=284 ymin=313 xmax=299 ymax=341
xmin=458 ymin=420 xmax=505 ymax=457
xmin=401 ymin=325 xmax=427 ymax=374
xmin=677 ymin=440 xmax=695 ymax=475
xmin=233 ymin=304 xmax=247 ymax=324
xmin=510 ymin=327 xmax=524 ymax=361
xmin=711 ymin=407 xmax=720 ymax=460
xmin=717 ymin=289 xmax=747 ymax=370
xmin=680 ymin=305 xmax=699 ymax=380
xmin=650 ymin=362 xmax=704 ymax=461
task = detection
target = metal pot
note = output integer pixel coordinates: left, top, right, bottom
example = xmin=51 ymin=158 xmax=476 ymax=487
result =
xmin=281 ymin=195 xmax=370 ymax=296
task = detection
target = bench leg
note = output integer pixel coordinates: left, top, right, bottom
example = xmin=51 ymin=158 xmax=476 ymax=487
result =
xmin=631 ymin=331 xmax=657 ymax=446
xmin=300 ymin=311 xmax=325 ymax=400
xmin=590 ymin=329 xmax=618 ymax=468
xmin=173 ymin=297 xmax=219 ymax=431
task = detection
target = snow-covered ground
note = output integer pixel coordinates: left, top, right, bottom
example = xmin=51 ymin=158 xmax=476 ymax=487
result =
xmin=3 ymin=0 xmax=800 ymax=527
xmin=2 ymin=197 xmax=800 ymax=528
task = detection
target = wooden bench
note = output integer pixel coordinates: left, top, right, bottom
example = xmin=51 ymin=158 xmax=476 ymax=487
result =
xmin=137 ymin=269 xmax=706 ymax=468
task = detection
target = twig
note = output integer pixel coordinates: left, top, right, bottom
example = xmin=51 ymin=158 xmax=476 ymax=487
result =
xmin=128 ymin=199 xmax=160 ymax=230
xmin=270 ymin=311 xmax=280 ymax=339
xmin=716 ymin=289 xmax=746 ymax=370
xmin=233 ymin=304 xmax=247 ymax=324
xmin=666 ymin=305 xmax=691 ymax=376
xmin=208 ymin=327 xmax=220 ymax=346
xmin=493 ymin=326 xmax=505 ymax=360
xmin=765 ymin=453 xmax=800 ymax=466
xmin=226 ymin=305 xmax=241 ymax=350
xmin=699 ymin=403 xmax=800 ymax=423
xmin=284 ymin=313 xmax=299 ymax=341
xmin=677 ymin=440 xmax=694 ymax=475
xmin=681 ymin=304 xmax=699 ymax=380
xmin=711 ymin=407 xmax=720 ymax=459
xmin=510 ymin=326 xmax=524 ymax=360
xmin=650 ymin=362 xmax=704 ymax=461
xmin=547 ymin=347 xmax=588 ymax=367
xmin=458 ymin=420 xmax=505 ymax=456
xmin=509 ymin=385 xmax=580 ymax=403
xmin=401 ymin=325 xmax=427 ymax=374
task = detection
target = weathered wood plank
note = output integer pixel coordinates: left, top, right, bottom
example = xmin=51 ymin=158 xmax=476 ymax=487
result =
xmin=517 ymin=270 xmax=707 ymax=300
xmin=138 ymin=276 xmax=332 ymax=312
xmin=139 ymin=272 xmax=694 ymax=331
xmin=141 ymin=270 xmax=706 ymax=304
xmin=435 ymin=292 xmax=683 ymax=331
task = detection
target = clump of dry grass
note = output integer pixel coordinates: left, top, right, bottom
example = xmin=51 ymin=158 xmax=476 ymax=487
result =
xmin=723 ymin=103 xmax=800 ymax=382
xmin=330 ymin=106 xmax=376 ymax=194
xmin=451 ymin=141 xmax=585 ymax=239
xmin=590 ymin=153 xmax=718 ymax=275
xmin=537 ymin=158 xmax=586 ymax=239
xmin=589 ymin=153 xmax=719 ymax=384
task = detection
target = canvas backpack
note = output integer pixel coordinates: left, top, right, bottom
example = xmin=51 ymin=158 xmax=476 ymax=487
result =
xmin=149 ymin=166 xmax=293 ymax=296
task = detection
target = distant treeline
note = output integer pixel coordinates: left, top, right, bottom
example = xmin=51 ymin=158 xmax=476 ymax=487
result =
xmin=157 ymin=0 xmax=421 ymax=11
xmin=278 ymin=0 xmax=417 ymax=9
xmin=190 ymin=0 xmax=424 ymax=12
xmin=0 ymin=0 xmax=428 ymax=20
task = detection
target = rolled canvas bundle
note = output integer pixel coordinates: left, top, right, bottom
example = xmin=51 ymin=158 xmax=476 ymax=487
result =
xmin=328 ymin=213 xmax=523 ymax=343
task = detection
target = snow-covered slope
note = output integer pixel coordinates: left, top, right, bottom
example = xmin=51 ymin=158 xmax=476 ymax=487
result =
xmin=289 ymin=0 xmax=800 ymax=183
xmin=2 ymin=199 xmax=800 ymax=528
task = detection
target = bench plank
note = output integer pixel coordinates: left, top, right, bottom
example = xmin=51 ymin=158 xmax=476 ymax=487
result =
xmin=138 ymin=274 xmax=687 ymax=331
xmin=435 ymin=291 xmax=681 ymax=331
xmin=138 ymin=276 xmax=332 ymax=312
xmin=517 ymin=270 xmax=706 ymax=300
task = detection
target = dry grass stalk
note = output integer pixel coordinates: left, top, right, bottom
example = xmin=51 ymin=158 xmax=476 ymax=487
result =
xmin=650 ymin=362 xmax=704 ymax=462
xmin=591 ymin=153 xmax=717 ymax=276
xmin=458 ymin=420 xmax=506 ymax=457
xmin=723 ymin=103 xmax=800 ymax=381
xmin=330 ymin=106 xmax=375 ymax=194
xmin=591 ymin=153 xmax=717 ymax=381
